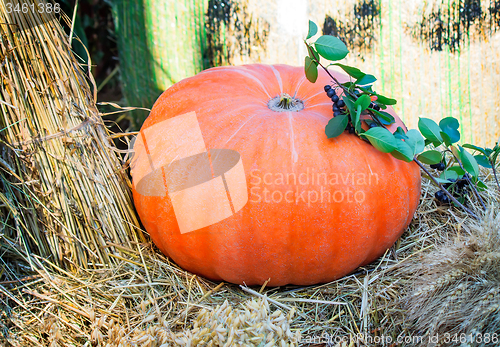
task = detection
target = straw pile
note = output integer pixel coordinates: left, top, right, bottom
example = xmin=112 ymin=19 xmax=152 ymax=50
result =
xmin=0 ymin=0 xmax=145 ymax=276
xmin=1 ymin=2 xmax=500 ymax=346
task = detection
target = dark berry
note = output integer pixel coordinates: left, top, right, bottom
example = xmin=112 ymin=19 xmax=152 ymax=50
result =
xmin=327 ymin=89 xmax=336 ymax=98
xmin=332 ymin=105 xmax=339 ymax=112
xmin=373 ymin=104 xmax=381 ymax=111
xmin=337 ymin=99 xmax=345 ymax=108
xmin=435 ymin=190 xmax=451 ymax=203
xmin=324 ymin=85 xmax=332 ymax=92
xmin=348 ymin=126 xmax=355 ymax=134
xmin=333 ymin=110 xmax=341 ymax=117
xmin=368 ymin=122 xmax=377 ymax=128
xmin=430 ymin=162 xmax=446 ymax=171
xmin=331 ymin=94 xmax=339 ymax=103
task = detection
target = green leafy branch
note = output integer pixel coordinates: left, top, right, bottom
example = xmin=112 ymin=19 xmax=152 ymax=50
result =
xmin=462 ymin=142 xmax=500 ymax=192
xmin=304 ymin=20 xmax=495 ymax=220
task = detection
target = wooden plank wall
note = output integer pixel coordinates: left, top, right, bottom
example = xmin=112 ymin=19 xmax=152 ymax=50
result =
xmin=210 ymin=0 xmax=500 ymax=147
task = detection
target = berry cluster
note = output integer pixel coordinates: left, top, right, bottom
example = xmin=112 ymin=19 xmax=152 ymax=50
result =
xmin=324 ymin=85 xmax=346 ymax=117
xmin=324 ymin=84 xmax=381 ymax=134
xmin=324 ymin=85 xmax=355 ymax=133
xmin=434 ymin=174 xmax=471 ymax=204
xmin=430 ymin=162 xmax=446 ymax=171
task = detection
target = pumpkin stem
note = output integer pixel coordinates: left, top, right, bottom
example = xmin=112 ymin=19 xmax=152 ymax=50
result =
xmin=268 ymin=93 xmax=304 ymax=112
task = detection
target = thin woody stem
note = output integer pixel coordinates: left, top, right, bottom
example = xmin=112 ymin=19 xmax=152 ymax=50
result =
xmin=315 ymin=60 xmax=356 ymax=99
xmin=445 ymin=149 xmax=487 ymax=211
xmin=491 ymin=161 xmax=500 ymax=192
xmin=414 ymin=157 xmax=480 ymax=220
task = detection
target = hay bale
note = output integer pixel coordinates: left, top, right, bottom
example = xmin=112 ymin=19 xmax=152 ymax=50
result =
xmin=0 ymin=0 xmax=145 ymax=273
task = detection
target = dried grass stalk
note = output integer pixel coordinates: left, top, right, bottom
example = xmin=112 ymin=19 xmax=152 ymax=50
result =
xmin=399 ymin=208 xmax=500 ymax=346
xmin=0 ymin=0 xmax=145 ymax=273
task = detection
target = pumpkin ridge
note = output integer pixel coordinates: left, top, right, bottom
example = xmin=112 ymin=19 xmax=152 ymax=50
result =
xmin=270 ymin=65 xmax=284 ymax=94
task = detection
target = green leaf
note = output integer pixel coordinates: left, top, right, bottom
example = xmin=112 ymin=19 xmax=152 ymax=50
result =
xmin=342 ymin=81 xmax=356 ymax=89
xmin=418 ymin=118 xmax=443 ymax=145
xmin=393 ymin=127 xmax=409 ymax=140
xmin=363 ymin=127 xmax=398 ymax=153
xmin=365 ymin=120 xmax=377 ymax=128
xmin=462 ymin=144 xmax=487 ymax=156
xmin=325 ymin=113 xmax=349 ymax=139
xmin=439 ymin=117 xmax=459 ymax=130
xmin=314 ymin=35 xmax=349 ymax=61
xmin=342 ymin=95 xmax=355 ymax=116
xmin=474 ymin=155 xmax=492 ymax=168
xmin=353 ymin=105 xmax=362 ymax=133
xmin=476 ymin=179 xmax=488 ymax=192
xmin=434 ymin=177 xmax=453 ymax=184
xmin=470 ymin=175 xmax=488 ymax=191
xmin=424 ymin=139 xmax=433 ymax=147
xmin=354 ymin=94 xmax=371 ymax=111
xmin=373 ymin=94 xmax=397 ymax=106
xmin=358 ymin=85 xmax=375 ymax=94
xmin=440 ymin=131 xmax=452 ymax=147
xmin=405 ymin=129 xmax=425 ymax=155
xmin=391 ymin=139 xmax=414 ymax=162
xmin=490 ymin=147 xmax=500 ymax=163
xmin=440 ymin=169 xmax=459 ymax=181
xmin=441 ymin=126 xmax=460 ymax=144
xmin=304 ymin=56 xmax=318 ymax=83
xmin=417 ymin=150 xmax=442 ymax=165
xmin=356 ymin=74 xmax=377 ymax=86
xmin=448 ymin=166 xmax=466 ymax=176
xmin=332 ymin=63 xmax=365 ymax=79
xmin=306 ymin=44 xmax=320 ymax=62
xmin=371 ymin=109 xmax=395 ymax=125
xmin=459 ymin=146 xmax=479 ymax=178
xmin=306 ymin=20 xmax=318 ymax=39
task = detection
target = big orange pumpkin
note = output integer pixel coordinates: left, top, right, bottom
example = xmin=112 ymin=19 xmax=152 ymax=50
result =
xmin=131 ymin=64 xmax=421 ymax=286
